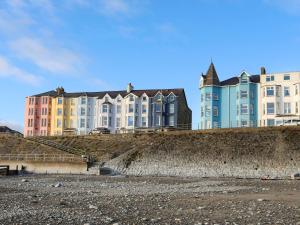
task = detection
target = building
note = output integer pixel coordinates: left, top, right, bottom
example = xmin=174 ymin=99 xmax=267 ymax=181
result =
xmin=24 ymin=91 xmax=54 ymax=137
xmin=199 ymin=63 xmax=260 ymax=129
xmin=0 ymin=126 xmax=23 ymax=137
xmin=259 ymin=69 xmax=300 ymax=126
xmin=24 ymin=84 xmax=192 ymax=136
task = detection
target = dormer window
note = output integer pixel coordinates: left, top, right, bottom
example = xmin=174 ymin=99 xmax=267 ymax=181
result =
xmin=58 ymin=98 xmax=63 ymax=105
xmin=169 ymin=95 xmax=175 ymax=101
xmin=105 ymin=97 xmax=109 ymax=102
xmin=81 ymin=97 xmax=86 ymax=105
xmin=241 ymin=77 xmax=248 ymax=84
xmin=129 ymin=95 xmax=134 ymax=102
xmin=117 ymin=98 xmax=121 ymax=103
xmin=142 ymin=96 xmax=147 ymax=102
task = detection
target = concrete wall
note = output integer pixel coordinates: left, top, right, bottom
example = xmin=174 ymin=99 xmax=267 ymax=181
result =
xmin=104 ymin=127 xmax=300 ymax=178
xmin=0 ymin=160 xmax=88 ymax=174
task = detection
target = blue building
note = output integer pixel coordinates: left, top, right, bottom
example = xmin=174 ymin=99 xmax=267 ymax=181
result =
xmin=199 ymin=63 xmax=260 ymax=129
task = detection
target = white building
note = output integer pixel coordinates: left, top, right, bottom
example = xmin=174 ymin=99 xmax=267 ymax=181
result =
xmin=260 ymin=69 xmax=300 ymax=126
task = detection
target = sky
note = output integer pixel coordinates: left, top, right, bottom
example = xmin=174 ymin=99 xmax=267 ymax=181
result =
xmin=0 ymin=0 xmax=300 ymax=132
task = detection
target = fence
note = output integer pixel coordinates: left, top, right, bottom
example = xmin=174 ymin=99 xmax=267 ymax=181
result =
xmin=0 ymin=154 xmax=84 ymax=163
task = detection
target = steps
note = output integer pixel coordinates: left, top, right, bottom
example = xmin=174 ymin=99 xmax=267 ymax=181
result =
xmin=26 ymin=137 xmax=87 ymax=157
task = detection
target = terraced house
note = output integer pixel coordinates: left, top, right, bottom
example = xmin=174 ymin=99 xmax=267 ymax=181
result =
xmin=24 ymin=84 xmax=192 ymax=137
xmin=199 ymin=63 xmax=260 ymax=129
xmin=260 ymin=69 xmax=300 ymax=126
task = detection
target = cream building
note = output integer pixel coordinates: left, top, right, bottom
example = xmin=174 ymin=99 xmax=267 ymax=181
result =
xmin=260 ymin=68 xmax=300 ymax=126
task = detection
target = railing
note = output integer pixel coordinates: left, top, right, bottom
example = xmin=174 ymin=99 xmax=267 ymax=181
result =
xmin=0 ymin=154 xmax=84 ymax=162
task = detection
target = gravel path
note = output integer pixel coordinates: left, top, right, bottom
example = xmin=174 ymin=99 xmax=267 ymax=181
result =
xmin=0 ymin=175 xmax=299 ymax=225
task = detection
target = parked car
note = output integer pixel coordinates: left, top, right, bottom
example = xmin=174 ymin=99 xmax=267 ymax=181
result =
xmin=280 ymin=119 xmax=300 ymax=126
xmin=89 ymin=127 xmax=110 ymax=135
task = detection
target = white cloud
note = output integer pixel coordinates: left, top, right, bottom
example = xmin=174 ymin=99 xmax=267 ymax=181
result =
xmin=264 ymin=0 xmax=300 ymax=14
xmin=99 ymin=0 xmax=129 ymax=15
xmin=10 ymin=37 xmax=82 ymax=75
xmin=0 ymin=119 xmax=23 ymax=133
xmin=0 ymin=56 xmax=41 ymax=86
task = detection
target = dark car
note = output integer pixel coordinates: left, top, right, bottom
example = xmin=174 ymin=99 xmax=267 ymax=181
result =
xmin=89 ymin=127 xmax=111 ymax=135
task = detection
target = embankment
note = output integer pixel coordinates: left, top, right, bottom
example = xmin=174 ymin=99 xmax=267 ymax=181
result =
xmin=1 ymin=127 xmax=300 ymax=178
xmin=104 ymin=127 xmax=300 ymax=178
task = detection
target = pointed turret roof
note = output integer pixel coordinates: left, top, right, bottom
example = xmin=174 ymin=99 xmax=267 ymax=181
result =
xmin=203 ymin=62 xmax=220 ymax=86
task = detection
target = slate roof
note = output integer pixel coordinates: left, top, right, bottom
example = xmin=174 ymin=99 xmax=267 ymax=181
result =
xmin=31 ymin=89 xmax=185 ymax=99
xmin=220 ymin=75 xmax=260 ymax=86
xmin=202 ymin=63 xmax=220 ymax=86
xmin=0 ymin=126 xmax=23 ymax=136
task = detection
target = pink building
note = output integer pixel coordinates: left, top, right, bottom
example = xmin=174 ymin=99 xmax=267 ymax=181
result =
xmin=24 ymin=92 xmax=54 ymax=137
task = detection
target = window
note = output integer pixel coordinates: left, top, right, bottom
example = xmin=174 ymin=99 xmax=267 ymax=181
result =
xmin=57 ymin=98 xmax=62 ymax=105
xmin=169 ymin=103 xmax=175 ymax=114
xmin=213 ymin=94 xmax=218 ymax=100
xmin=276 ymin=86 xmax=281 ymax=97
xmin=250 ymin=104 xmax=254 ymax=115
xmin=45 ymin=108 xmax=48 ymax=115
xmin=117 ymin=105 xmax=121 ymax=114
xmin=155 ymin=104 xmax=161 ymax=112
xmin=241 ymin=104 xmax=248 ymax=115
xmin=263 ymin=104 xmax=265 ymax=115
xmin=128 ymin=104 xmax=134 ymax=113
xmin=105 ymin=97 xmax=109 ymax=102
xmin=135 ymin=104 xmax=139 ymax=113
xmin=127 ymin=116 xmax=133 ymax=126
xmin=142 ymin=96 xmax=147 ymax=102
xmin=241 ymin=120 xmax=248 ymax=127
xmin=284 ymin=87 xmax=290 ymax=97
xmin=71 ymin=108 xmax=74 ymax=116
xmin=205 ymin=93 xmax=212 ymax=100
xmin=276 ymin=102 xmax=281 ymax=114
xmin=266 ymin=87 xmax=274 ymax=96
xmin=109 ymin=117 xmax=112 ymax=126
xmin=142 ymin=117 xmax=147 ymax=127
xmin=205 ymin=106 xmax=211 ymax=116
xmin=155 ymin=115 xmax=161 ymax=126
xmin=241 ymin=76 xmax=248 ymax=83
xmin=284 ymin=102 xmax=291 ymax=114
xmin=81 ymin=97 xmax=86 ymax=105
xmin=169 ymin=95 xmax=175 ymax=101
xmin=240 ymin=91 xmax=248 ymax=98
xmin=57 ymin=119 xmax=62 ymax=128
xmin=213 ymin=106 xmax=218 ymax=117
xmin=57 ymin=108 xmax=62 ymax=116
xmin=117 ymin=98 xmax=121 ymax=103
xmin=169 ymin=115 xmax=175 ymax=126
xmin=296 ymin=85 xmax=299 ymax=95
xmin=296 ymin=102 xmax=299 ymax=114
xmin=267 ymin=103 xmax=275 ymax=115
xmin=79 ymin=107 xmax=85 ymax=116
xmin=266 ymin=75 xmax=275 ymax=82
xmin=116 ymin=118 xmax=121 ymax=128
xmin=201 ymin=107 xmax=204 ymax=117
xmin=80 ymin=119 xmax=85 ymax=128
xmin=102 ymin=104 xmax=108 ymax=113
xmin=135 ymin=116 xmax=139 ymax=127
xmin=102 ymin=117 xmax=108 ymax=126
xmin=284 ymin=74 xmax=290 ymax=81
xmin=267 ymin=119 xmax=275 ymax=127
xmin=142 ymin=105 xmax=147 ymax=113
xmin=71 ymin=99 xmax=75 ymax=105
xmin=129 ymin=95 xmax=134 ymax=101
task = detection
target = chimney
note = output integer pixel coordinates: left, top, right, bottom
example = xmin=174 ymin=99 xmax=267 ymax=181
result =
xmin=56 ymin=86 xmax=65 ymax=95
xmin=127 ymin=83 xmax=134 ymax=93
xmin=261 ymin=67 xmax=266 ymax=75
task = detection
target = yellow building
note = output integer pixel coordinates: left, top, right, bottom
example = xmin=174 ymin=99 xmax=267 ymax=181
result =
xmin=51 ymin=96 xmax=78 ymax=136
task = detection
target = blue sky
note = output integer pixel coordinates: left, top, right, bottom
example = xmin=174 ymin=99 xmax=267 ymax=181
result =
xmin=0 ymin=0 xmax=300 ymax=131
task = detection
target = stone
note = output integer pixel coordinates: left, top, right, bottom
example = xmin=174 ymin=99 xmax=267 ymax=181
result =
xmin=54 ymin=183 xmax=63 ymax=188
xmin=291 ymin=173 xmax=300 ymax=180
xmin=88 ymin=205 xmax=98 ymax=210
xmin=21 ymin=179 xmax=28 ymax=182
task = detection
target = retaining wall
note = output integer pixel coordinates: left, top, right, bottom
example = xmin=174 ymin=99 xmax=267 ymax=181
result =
xmin=0 ymin=160 xmax=88 ymax=174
